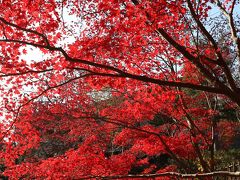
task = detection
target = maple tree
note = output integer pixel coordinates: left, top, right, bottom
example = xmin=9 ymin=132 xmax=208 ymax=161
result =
xmin=0 ymin=0 xmax=240 ymax=179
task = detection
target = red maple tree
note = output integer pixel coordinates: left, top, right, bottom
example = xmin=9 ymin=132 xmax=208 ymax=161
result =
xmin=0 ymin=0 xmax=239 ymax=179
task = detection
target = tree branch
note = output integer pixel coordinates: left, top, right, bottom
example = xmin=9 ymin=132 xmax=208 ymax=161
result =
xmin=0 ymin=69 xmax=53 ymax=77
xmin=0 ymin=39 xmax=225 ymax=95
xmin=80 ymin=171 xmax=240 ymax=179
xmin=1 ymin=13 xmax=240 ymax=105
xmin=214 ymin=0 xmax=240 ymax=62
xmin=186 ymin=0 xmax=237 ymax=91
xmin=0 ymin=73 xmax=91 ymax=142
xmin=0 ymin=17 xmax=50 ymax=46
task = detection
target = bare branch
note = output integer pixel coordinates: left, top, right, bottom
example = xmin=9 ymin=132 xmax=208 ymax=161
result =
xmin=186 ymin=0 xmax=238 ymax=92
xmin=215 ymin=0 xmax=240 ymax=62
xmin=80 ymin=171 xmax=240 ymax=179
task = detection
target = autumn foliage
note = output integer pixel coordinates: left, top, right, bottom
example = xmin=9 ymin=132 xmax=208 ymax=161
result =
xmin=0 ymin=0 xmax=240 ymax=179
